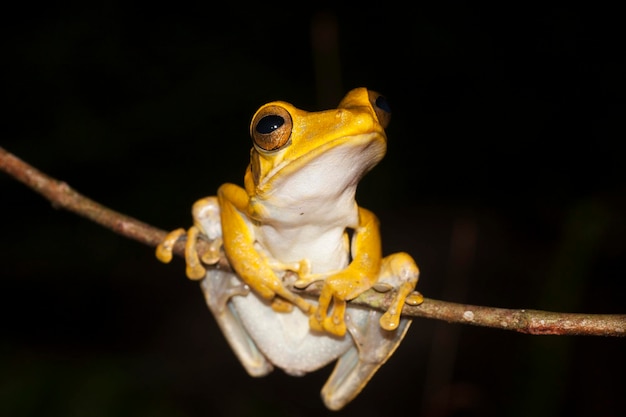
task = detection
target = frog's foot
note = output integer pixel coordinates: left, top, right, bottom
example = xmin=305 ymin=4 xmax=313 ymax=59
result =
xmin=155 ymin=226 xmax=205 ymax=278
xmin=248 ymin=273 xmax=315 ymax=316
xmin=156 ymin=196 xmax=222 ymax=280
xmin=156 ymin=197 xmax=224 ymax=279
xmin=241 ymin=257 xmax=315 ymax=315
xmin=321 ymin=308 xmax=412 ymax=410
xmin=377 ymin=252 xmax=421 ymax=331
xmin=309 ymin=264 xmax=380 ymax=337
xmin=156 ymin=225 xmax=217 ymax=279
xmin=186 ymin=233 xmax=222 ymax=279
xmin=270 ymin=297 xmax=294 ymax=313
xmin=155 ymin=224 xmax=222 ymax=281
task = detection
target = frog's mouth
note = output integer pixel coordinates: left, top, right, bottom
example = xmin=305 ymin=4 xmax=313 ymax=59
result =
xmin=254 ymin=132 xmax=387 ymax=201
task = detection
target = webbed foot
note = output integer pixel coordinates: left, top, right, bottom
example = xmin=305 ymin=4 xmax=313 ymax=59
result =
xmin=321 ymin=307 xmax=412 ymax=410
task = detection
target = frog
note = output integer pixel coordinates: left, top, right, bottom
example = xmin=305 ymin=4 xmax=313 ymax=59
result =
xmin=156 ymin=87 xmax=423 ymax=410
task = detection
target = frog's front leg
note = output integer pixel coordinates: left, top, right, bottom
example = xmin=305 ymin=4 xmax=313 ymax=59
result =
xmin=218 ymin=183 xmax=315 ymax=314
xmin=311 ymin=208 xmax=421 ymax=336
xmin=310 ymin=207 xmax=383 ymax=336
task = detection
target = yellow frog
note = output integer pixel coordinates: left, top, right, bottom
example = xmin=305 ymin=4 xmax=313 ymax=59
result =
xmin=156 ymin=87 xmax=422 ymax=410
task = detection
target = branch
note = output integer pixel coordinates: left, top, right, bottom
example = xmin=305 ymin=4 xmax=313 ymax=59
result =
xmin=2 ymin=146 xmax=625 ymax=337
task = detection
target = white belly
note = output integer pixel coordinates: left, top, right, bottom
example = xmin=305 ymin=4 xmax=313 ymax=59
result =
xmin=231 ymin=289 xmax=366 ymax=375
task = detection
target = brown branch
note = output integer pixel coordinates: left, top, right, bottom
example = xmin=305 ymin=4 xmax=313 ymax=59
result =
xmin=0 ymin=147 xmax=166 ymax=248
xmin=2 ymin=146 xmax=625 ymax=337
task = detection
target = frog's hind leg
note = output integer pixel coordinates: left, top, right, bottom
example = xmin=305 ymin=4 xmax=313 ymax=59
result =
xmin=192 ymin=196 xmax=273 ymax=377
xmin=200 ymin=268 xmax=274 ymax=377
xmin=320 ymin=308 xmax=411 ymax=411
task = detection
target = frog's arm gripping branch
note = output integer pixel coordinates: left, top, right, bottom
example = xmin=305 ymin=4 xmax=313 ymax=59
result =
xmin=2 ymin=146 xmax=625 ymax=337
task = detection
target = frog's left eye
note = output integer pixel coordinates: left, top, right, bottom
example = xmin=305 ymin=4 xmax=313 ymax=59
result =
xmin=251 ymin=105 xmax=293 ymax=151
xmin=368 ymin=90 xmax=391 ymax=129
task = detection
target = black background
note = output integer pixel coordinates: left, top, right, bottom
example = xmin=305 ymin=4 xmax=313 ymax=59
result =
xmin=2 ymin=3 xmax=624 ymax=417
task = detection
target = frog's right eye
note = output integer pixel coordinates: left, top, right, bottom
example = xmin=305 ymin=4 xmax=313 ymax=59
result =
xmin=367 ymin=90 xmax=391 ymax=129
xmin=250 ymin=105 xmax=293 ymax=151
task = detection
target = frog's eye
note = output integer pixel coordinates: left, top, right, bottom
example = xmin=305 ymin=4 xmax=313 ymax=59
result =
xmin=368 ymin=90 xmax=391 ymax=129
xmin=250 ymin=105 xmax=293 ymax=151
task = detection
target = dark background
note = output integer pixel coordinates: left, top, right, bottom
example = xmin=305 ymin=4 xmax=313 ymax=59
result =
xmin=2 ymin=3 xmax=624 ymax=417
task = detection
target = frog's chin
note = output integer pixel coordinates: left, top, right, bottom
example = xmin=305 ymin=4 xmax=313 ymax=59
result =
xmin=258 ymin=133 xmax=386 ymax=198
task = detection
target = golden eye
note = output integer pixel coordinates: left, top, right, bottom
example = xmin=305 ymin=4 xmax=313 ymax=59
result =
xmin=250 ymin=105 xmax=293 ymax=151
xmin=368 ymin=90 xmax=391 ymax=128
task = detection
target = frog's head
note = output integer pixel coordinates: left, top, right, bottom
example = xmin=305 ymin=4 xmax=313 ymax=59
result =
xmin=245 ymin=87 xmax=391 ymax=198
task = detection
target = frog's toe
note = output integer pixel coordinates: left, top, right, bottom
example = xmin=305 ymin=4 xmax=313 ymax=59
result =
xmin=323 ymin=316 xmax=347 ymax=337
xmin=309 ymin=314 xmax=325 ymax=333
xmin=290 ymin=296 xmax=315 ymax=315
xmin=380 ymin=290 xmax=424 ymax=329
xmin=156 ymin=228 xmax=186 ymax=263
xmin=379 ymin=310 xmax=401 ymax=331
xmin=271 ymin=297 xmax=294 ymax=313
xmin=155 ymin=246 xmax=172 ymax=263
xmin=406 ymin=290 xmax=424 ymax=306
xmin=293 ymin=272 xmax=325 ymax=289
xmin=199 ymin=237 xmax=222 ymax=265
xmin=322 ymin=298 xmax=347 ymax=336
xmin=186 ymin=263 xmax=207 ymax=280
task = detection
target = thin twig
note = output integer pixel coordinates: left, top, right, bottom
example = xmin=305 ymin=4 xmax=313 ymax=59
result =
xmin=2 ymin=146 xmax=625 ymax=337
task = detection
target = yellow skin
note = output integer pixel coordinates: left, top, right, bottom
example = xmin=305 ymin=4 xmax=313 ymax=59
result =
xmin=156 ymin=88 xmax=423 ymax=409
